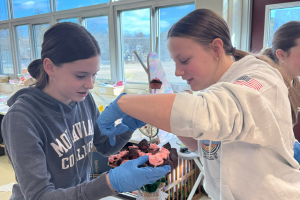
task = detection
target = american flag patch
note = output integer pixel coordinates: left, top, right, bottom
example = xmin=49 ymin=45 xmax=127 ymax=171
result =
xmin=233 ymin=76 xmax=263 ymax=91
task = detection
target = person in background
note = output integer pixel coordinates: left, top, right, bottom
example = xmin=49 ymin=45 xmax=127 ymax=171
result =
xmin=261 ymin=21 xmax=300 ymax=164
xmin=2 ymin=22 xmax=170 ymax=200
xmin=97 ymin=9 xmax=300 ymax=199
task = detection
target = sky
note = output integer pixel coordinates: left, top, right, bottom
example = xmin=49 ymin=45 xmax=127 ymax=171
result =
xmin=0 ymin=0 xmax=8 ymax=20
xmin=11 ymin=0 xmax=109 ymax=18
xmin=121 ymin=4 xmax=194 ymax=36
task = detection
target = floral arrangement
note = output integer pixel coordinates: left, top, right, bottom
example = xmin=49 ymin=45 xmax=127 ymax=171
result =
xmin=108 ymin=139 xmax=178 ymax=199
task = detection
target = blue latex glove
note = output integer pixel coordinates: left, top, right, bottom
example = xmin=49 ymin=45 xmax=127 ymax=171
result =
xmin=97 ymin=93 xmax=129 ymax=146
xmin=294 ymin=140 xmax=300 ymax=164
xmin=122 ymin=115 xmax=146 ymax=131
xmin=108 ymin=155 xmax=171 ymax=193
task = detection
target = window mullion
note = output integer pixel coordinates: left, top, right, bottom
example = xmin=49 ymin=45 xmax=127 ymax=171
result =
xmin=155 ymin=7 xmax=160 ymax=57
xmin=150 ymin=5 xmax=155 ymax=53
xmin=50 ymin=0 xmax=56 ymax=13
xmin=11 ymin=23 xmax=19 ymax=76
xmin=108 ymin=3 xmax=118 ymax=82
xmin=0 ymin=35 xmax=3 ymax=74
xmin=28 ymin=24 xmax=35 ymax=63
xmin=78 ymin=16 xmax=83 ymax=25
xmin=113 ymin=9 xmax=123 ymax=83
xmin=7 ymin=0 xmax=13 ymax=19
xmin=32 ymin=24 xmax=38 ymax=60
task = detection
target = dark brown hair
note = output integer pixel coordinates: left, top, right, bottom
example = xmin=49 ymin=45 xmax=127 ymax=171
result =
xmin=28 ymin=22 xmax=101 ymax=90
xmin=168 ymin=9 xmax=300 ymax=124
xmin=262 ymin=21 xmax=300 ymax=64
xmin=261 ymin=21 xmax=300 ymax=125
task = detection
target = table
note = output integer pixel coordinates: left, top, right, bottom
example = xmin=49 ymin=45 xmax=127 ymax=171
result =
xmin=159 ymin=137 xmax=204 ymax=200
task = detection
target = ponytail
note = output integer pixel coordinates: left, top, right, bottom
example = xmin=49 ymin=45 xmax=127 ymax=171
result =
xmin=27 ymin=59 xmax=49 ymax=89
xmin=261 ymin=48 xmax=279 ymax=64
xmin=231 ymin=48 xmax=250 ymax=61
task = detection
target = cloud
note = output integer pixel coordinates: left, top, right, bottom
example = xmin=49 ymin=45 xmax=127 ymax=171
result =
xmin=160 ymin=11 xmax=167 ymax=16
xmin=13 ymin=0 xmax=48 ymax=11
xmin=177 ymin=5 xmax=191 ymax=10
xmin=14 ymin=0 xmax=45 ymax=3
xmin=159 ymin=20 xmax=171 ymax=29
xmin=23 ymin=1 xmax=35 ymax=6
xmin=121 ymin=9 xmax=150 ymax=35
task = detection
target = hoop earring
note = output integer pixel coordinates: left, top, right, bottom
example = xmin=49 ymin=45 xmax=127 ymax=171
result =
xmin=281 ymin=60 xmax=284 ymax=64
xmin=50 ymin=79 xmax=54 ymax=84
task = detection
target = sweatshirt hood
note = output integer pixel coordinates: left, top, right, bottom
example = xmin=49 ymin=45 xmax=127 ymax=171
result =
xmin=7 ymin=86 xmax=77 ymax=113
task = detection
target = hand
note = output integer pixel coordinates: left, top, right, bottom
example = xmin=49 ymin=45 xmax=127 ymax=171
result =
xmin=122 ymin=115 xmax=146 ymax=131
xmin=108 ymin=155 xmax=171 ymax=193
xmin=97 ymin=93 xmax=129 ymax=146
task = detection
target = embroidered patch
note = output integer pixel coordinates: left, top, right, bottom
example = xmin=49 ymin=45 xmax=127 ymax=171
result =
xmin=201 ymin=140 xmax=221 ymax=160
xmin=233 ymin=75 xmax=263 ymax=91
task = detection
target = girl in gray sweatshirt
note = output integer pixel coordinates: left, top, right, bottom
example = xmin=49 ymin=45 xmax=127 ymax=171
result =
xmin=2 ymin=22 xmax=169 ymax=200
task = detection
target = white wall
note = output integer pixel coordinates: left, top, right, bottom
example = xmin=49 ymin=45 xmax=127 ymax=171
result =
xmin=195 ymin=0 xmax=223 ymax=16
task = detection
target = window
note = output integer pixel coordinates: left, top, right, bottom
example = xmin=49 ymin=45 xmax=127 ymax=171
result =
xmin=121 ymin=8 xmax=150 ymax=83
xmin=12 ymin=0 xmax=50 ymax=19
xmin=158 ymin=4 xmax=195 ymax=84
xmin=59 ymin=18 xmax=78 ymax=23
xmin=0 ymin=28 xmax=13 ymax=74
xmin=0 ymin=0 xmax=8 ymax=21
xmin=84 ymin=16 xmax=110 ymax=80
xmin=0 ymin=0 xmax=195 ymax=81
xmin=264 ymin=2 xmax=300 ymax=47
xmin=16 ymin=25 xmax=31 ymax=71
xmin=56 ymin=0 xmax=110 ymax=11
xmin=33 ymin=24 xmax=50 ymax=59
xmin=230 ymin=0 xmax=242 ymax=49
xmin=268 ymin=7 xmax=300 ymax=47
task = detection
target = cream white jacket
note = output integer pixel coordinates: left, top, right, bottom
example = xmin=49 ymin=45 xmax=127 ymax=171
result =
xmin=170 ymin=55 xmax=300 ymax=200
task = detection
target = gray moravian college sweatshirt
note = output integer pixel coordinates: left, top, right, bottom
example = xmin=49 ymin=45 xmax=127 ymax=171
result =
xmin=2 ymin=87 xmax=133 ymax=200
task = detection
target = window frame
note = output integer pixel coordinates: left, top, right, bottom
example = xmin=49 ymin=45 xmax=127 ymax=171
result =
xmin=10 ymin=0 xmax=52 ymax=19
xmin=113 ymin=0 xmax=194 ymax=85
xmin=11 ymin=17 xmax=51 ymax=75
xmin=0 ymin=23 xmax=14 ymax=75
xmin=32 ymin=23 xmax=51 ymax=59
xmin=263 ymin=1 xmax=300 ymax=48
xmin=223 ymin=0 xmax=252 ymax=52
xmin=0 ymin=0 xmax=195 ymax=83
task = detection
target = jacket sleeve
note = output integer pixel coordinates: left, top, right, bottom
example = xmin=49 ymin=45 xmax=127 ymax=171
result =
xmin=2 ymin=110 xmax=118 ymax=200
xmin=170 ymin=81 xmax=286 ymax=146
xmin=87 ymin=93 xmax=134 ymax=156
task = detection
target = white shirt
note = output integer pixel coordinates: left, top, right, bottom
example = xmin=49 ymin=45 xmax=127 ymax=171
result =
xmin=170 ymin=55 xmax=300 ymax=200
